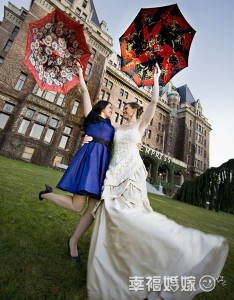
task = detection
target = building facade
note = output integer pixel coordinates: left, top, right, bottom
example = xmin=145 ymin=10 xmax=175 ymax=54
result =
xmin=0 ymin=0 xmax=211 ymax=192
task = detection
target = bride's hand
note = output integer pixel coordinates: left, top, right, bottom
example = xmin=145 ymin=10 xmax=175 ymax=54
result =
xmin=82 ymin=134 xmax=93 ymax=146
xmin=154 ymin=63 xmax=161 ymax=79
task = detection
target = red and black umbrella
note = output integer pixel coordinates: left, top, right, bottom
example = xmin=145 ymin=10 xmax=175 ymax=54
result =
xmin=24 ymin=7 xmax=91 ymax=94
xmin=119 ymin=4 xmax=196 ymax=87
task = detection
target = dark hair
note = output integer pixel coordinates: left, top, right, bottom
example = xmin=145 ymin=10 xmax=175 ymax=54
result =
xmin=127 ymin=102 xmax=144 ymax=119
xmin=84 ymin=100 xmax=110 ymax=129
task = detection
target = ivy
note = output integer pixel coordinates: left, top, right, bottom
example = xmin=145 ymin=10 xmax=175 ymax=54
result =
xmin=174 ymin=159 xmax=234 ymax=213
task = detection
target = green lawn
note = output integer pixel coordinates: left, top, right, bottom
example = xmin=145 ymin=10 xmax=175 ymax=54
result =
xmin=0 ymin=156 xmax=233 ymax=300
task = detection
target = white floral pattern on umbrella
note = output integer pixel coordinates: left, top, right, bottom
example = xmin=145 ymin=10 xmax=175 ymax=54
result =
xmin=24 ymin=8 xmax=91 ymax=94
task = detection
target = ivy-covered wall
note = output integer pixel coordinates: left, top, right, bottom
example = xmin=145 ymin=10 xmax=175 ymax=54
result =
xmin=140 ymin=145 xmax=186 ymax=195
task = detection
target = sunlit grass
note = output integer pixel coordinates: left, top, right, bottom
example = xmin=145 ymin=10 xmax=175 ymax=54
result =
xmin=0 ymin=156 xmax=233 ymax=299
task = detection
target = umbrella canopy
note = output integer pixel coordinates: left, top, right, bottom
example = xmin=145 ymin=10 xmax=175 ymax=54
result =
xmin=24 ymin=7 xmax=91 ymax=94
xmin=119 ymin=4 xmax=196 ymax=87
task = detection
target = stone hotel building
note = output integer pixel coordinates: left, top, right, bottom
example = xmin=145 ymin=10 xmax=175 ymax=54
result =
xmin=0 ymin=0 xmax=211 ymax=192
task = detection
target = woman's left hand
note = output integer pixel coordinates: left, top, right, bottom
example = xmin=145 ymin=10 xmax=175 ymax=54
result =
xmin=82 ymin=134 xmax=93 ymax=146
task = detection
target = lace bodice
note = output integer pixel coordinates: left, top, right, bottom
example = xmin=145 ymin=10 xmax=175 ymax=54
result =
xmin=103 ymin=126 xmax=144 ymax=186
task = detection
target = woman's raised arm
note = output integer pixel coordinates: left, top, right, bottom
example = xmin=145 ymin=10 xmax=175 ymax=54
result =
xmin=139 ymin=64 xmax=161 ymax=133
xmin=77 ymin=63 xmax=92 ymax=117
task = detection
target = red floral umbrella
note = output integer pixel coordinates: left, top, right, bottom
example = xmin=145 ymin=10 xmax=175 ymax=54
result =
xmin=24 ymin=7 xmax=91 ymax=94
xmin=119 ymin=4 xmax=196 ymax=87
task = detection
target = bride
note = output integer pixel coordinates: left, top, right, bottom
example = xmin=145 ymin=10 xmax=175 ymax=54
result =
xmin=86 ymin=66 xmax=228 ymax=300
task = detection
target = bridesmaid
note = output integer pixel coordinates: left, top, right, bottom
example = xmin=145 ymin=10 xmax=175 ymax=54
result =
xmin=39 ymin=63 xmax=115 ymax=261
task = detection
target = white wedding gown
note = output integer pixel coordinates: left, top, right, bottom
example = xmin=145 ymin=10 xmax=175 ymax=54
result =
xmin=87 ymin=126 xmax=228 ymax=300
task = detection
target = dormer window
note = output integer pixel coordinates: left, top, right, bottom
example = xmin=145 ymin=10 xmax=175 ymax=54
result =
xmin=82 ymin=0 xmax=88 ymax=8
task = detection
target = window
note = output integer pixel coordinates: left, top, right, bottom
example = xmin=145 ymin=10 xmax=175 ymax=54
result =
xmin=107 ymin=81 xmax=113 ymax=90
xmin=43 ymin=90 xmax=56 ymax=102
xmin=146 ymin=130 xmax=151 ymax=139
xmin=91 ymin=48 xmax=96 ymax=59
xmin=12 ymin=26 xmax=20 ymax=36
xmin=18 ymin=119 xmax=30 ymax=134
xmin=21 ymin=11 xmax=27 ymax=18
xmin=187 ymin=155 xmax=190 ymax=165
xmin=25 ymin=109 xmax=35 ymax=119
xmin=117 ymin=99 xmax=122 ymax=109
xmin=71 ymin=101 xmax=80 ymax=115
xmin=82 ymin=0 xmax=88 ymax=8
xmin=0 ymin=56 xmax=4 ymax=64
xmin=101 ymin=91 xmax=110 ymax=101
xmin=0 ymin=113 xmax=10 ymax=129
xmin=124 ymin=91 xmax=128 ymax=99
xmin=44 ymin=128 xmax=55 ymax=143
xmin=30 ymin=124 xmax=44 ymax=139
xmin=34 ymin=85 xmax=66 ymax=106
xmin=22 ymin=147 xmax=35 ymax=161
xmin=15 ymin=72 xmax=27 ymax=91
xmin=85 ymin=62 xmax=92 ymax=75
xmin=36 ymin=113 xmax=49 ymax=124
xmin=158 ymin=123 xmax=161 ymax=130
xmin=56 ymin=94 xmax=65 ymax=106
xmin=76 ymin=8 xmax=81 ymax=15
xmin=53 ymin=155 xmax=63 ymax=166
xmin=59 ymin=135 xmax=69 ymax=149
xmin=156 ymin=134 xmax=160 ymax=143
xmin=81 ymin=13 xmax=87 ymax=21
xmin=103 ymin=92 xmax=110 ymax=101
xmin=100 ymin=90 xmax=105 ymax=99
xmin=159 ymin=113 xmax=162 ymax=120
xmin=103 ymin=78 xmax=108 ymax=87
xmin=161 ymin=124 xmax=164 ymax=132
xmin=3 ymin=102 xmax=14 ymax=113
xmin=168 ymin=137 xmax=172 ymax=146
xmin=150 ymin=119 xmax=153 ymax=126
xmin=119 ymin=115 xmax=123 ymax=124
xmin=0 ymin=102 xmax=15 ymax=129
xmin=119 ymin=88 xmax=128 ymax=99
xmin=3 ymin=40 xmax=13 ymax=52
xmin=49 ymin=118 xmax=59 ymax=128
xmin=64 ymin=126 xmax=72 ymax=135
xmin=114 ymin=112 xmax=119 ymax=123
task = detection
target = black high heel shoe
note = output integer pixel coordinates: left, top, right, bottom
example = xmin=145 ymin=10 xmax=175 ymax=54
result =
xmin=38 ymin=184 xmax=53 ymax=200
xmin=67 ymin=237 xmax=81 ymax=263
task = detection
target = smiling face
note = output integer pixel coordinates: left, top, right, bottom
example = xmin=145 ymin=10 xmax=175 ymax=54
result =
xmin=123 ymin=104 xmax=137 ymax=120
xmin=101 ymin=103 xmax=113 ymax=119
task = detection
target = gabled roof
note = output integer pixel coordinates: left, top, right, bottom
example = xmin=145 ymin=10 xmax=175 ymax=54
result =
xmin=177 ymin=84 xmax=196 ymax=104
xmin=90 ymin=0 xmax=100 ymax=27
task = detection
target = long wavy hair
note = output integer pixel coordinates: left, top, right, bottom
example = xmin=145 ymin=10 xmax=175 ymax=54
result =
xmin=84 ymin=100 xmax=110 ymax=129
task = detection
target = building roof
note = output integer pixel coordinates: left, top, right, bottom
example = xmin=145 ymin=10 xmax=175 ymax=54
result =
xmin=177 ymin=84 xmax=196 ymax=104
xmin=90 ymin=0 xmax=100 ymax=27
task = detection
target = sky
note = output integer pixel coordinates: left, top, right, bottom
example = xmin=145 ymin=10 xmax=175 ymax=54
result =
xmin=0 ymin=0 xmax=234 ymax=168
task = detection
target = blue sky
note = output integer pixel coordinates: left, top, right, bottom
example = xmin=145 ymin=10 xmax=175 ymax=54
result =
xmin=1 ymin=0 xmax=233 ymax=167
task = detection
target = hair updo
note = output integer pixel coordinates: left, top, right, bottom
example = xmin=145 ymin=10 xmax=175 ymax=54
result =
xmin=127 ymin=102 xmax=144 ymax=119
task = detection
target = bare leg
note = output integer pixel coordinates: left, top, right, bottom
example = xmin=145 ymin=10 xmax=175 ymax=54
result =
xmin=69 ymin=197 xmax=97 ymax=257
xmin=41 ymin=192 xmax=87 ymax=213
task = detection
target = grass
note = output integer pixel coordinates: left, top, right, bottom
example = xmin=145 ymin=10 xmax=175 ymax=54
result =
xmin=0 ymin=155 xmax=233 ymax=300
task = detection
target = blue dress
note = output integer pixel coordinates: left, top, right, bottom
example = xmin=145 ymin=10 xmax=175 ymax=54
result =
xmin=57 ymin=118 xmax=114 ymax=199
